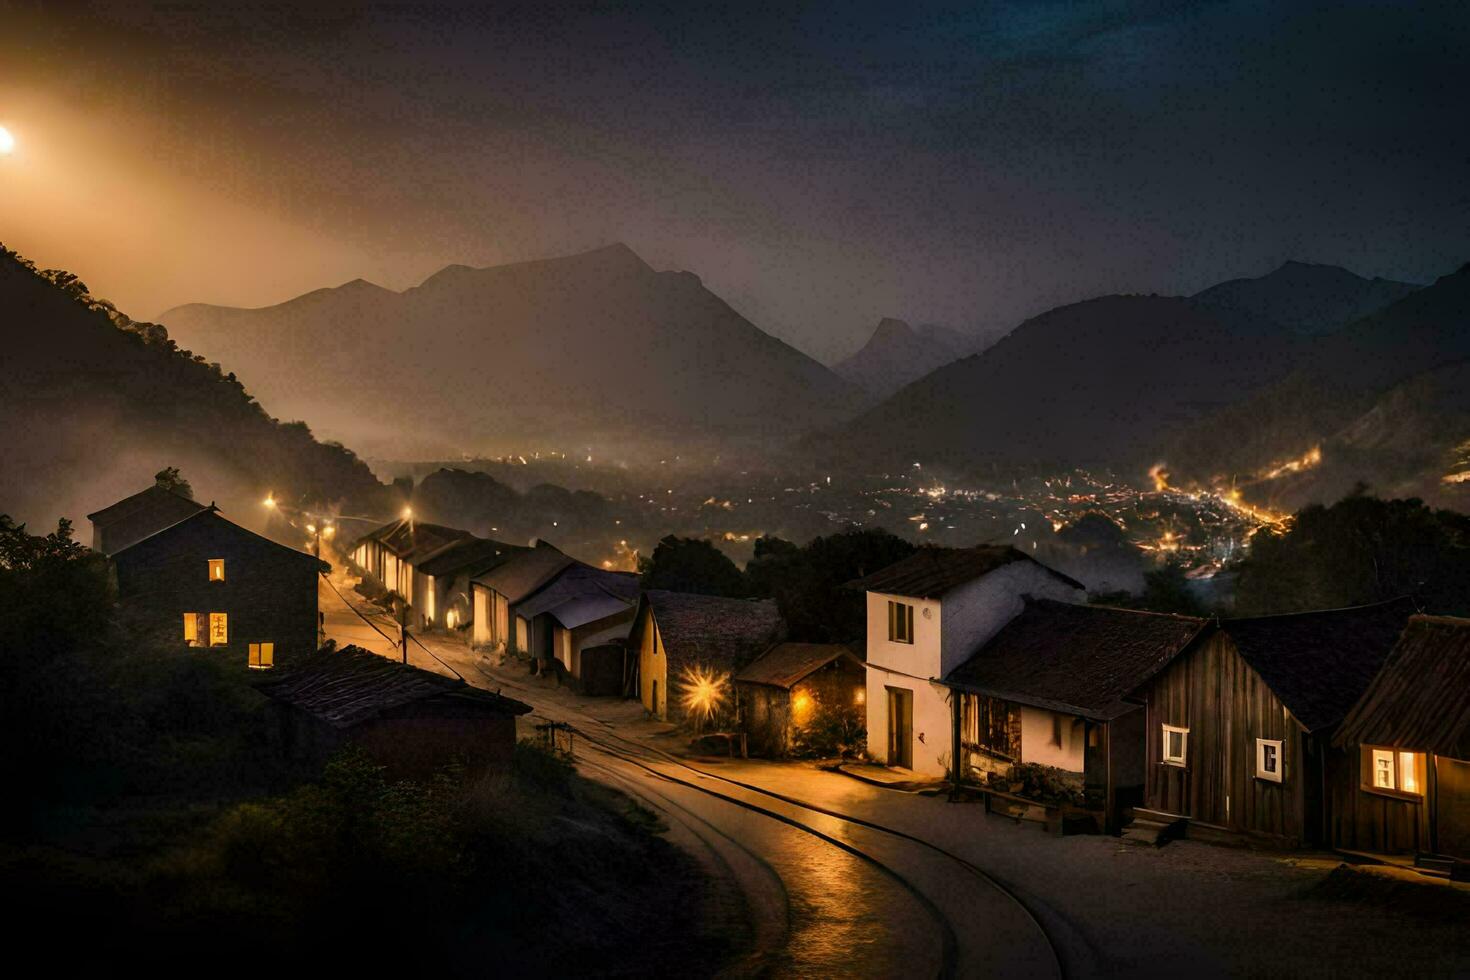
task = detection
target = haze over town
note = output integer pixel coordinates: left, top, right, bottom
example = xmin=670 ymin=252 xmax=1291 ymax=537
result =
xmin=2 ymin=2 xmax=1468 ymax=977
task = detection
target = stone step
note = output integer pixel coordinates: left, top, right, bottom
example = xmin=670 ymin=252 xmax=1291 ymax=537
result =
xmin=1120 ymin=815 xmax=1187 ymax=846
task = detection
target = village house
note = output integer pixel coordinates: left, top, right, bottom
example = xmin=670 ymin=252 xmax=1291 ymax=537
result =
xmin=941 ymin=599 xmax=1207 ymax=831
xmin=513 ymin=562 xmax=640 ymax=692
xmin=414 ymin=536 xmax=524 ymax=634
xmin=1332 ymin=614 xmax=1470 ymax=876
xmin=733 ymin=642 xmax=866 ymax=757
xmin=351 ymin=518 xmax=476 ymax=628
xmin=255 ymin=646 xmax=531 ymax=777
xmin=847 ymin=546 xmax=1085 ymax=775
xmin=90 ymin=486 xmax=321 ymax=668
xmin=1131 ymin=598 xmax=1414 ymax=847
xmin=469 ymin=541 xmax=577 ymax=654
xmin=631 ymin=590 xmax=785 ymax=722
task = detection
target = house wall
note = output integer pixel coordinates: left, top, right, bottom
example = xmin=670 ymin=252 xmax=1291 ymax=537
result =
xmin=269 ymin=701 xmax=518 ymax=778
xmin=863 ymin=564 xmax=1082 ymax=777
xmin=1142 ymin=631 xmax=1308 ymax=841
xmin=432 ymin=572 xmax=473 ymax=632
xmin=472 ymin=584 xmax=492 ymax=646
xmin=1328 ymin=744 xmax=1430 ymax=855
xmin=737 ymin=659 xmax=865 ymax=758
xmin=1018 ymin=706 xmax=1087 ymax=772
xmin=113 ymin=513 xmax=319 ymax=662
xmin=636 ymin=607 xmax=668 ymax=719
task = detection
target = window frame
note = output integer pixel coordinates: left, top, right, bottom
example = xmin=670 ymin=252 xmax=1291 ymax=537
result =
xmin=1161 ymin=724 xmax=1189 ymax=767
xmin=208 ymin=558 xmax=225 ymax=582
xmin=184 ymin=612 xmax=201 ymax=647
xmin=887 ymin=599 xmax=915 ymax=645
xmin=208 ymin=612 xmax=228 ymax=647
xmin=1255 ymin=738 xmax=1284 ymax=783
xmin=1361 ymin=745 xmax=1425 ymax=801
xmin=248 ymin=642 xmax=275 ymax=670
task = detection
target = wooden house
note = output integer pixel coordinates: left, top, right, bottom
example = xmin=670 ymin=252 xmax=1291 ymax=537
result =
xmin=91 ymin=491 xmax=322 ymax=667
xmin=468 ymin=541 xmax=576 ymax=654
xmin=1332 ymin=614 xmax=1470 ymax=875
xmin=733 ymin=642 xmax=866 ymax=757
xmin=513 ymin=562 xmax=640 ymax=691
xmin=350 ymin=518 xmax=476 ymax=627
xmin=630 ymin=591 xmax=785 ymax=722
xmin=255 ymin=646 xmax=531 ymax=777
xmin=942 ymin=599 xmax=1206 ymax=831
xmin=1133 ymin=598 xmax=1414 ymax=846
xmin=846 ymin=545 xmax=1085 ymax=775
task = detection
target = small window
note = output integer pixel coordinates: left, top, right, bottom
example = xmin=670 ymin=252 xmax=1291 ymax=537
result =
xmin=1364 ymin=746 xmax=1423 ymax=797
xmin=248 ymin=642 xmax=274 ymax=670
xmin=1161 ymin=724 xmax=1188 ymax=766
xmin=887 ymin=600 xmax=915 ymax=644
xmin=183 ymin=613 xmax=200 ymax=646
xmin=1256 ymin=738 xmax=1284 ymax=782
xmin=208 ymin=559 xmax=225 ymax=582
xmin=209 ymin=612 xmax=228 ymax=646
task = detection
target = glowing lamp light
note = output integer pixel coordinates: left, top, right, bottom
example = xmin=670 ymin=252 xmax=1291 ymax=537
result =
xmin=263 ymin=493 xmax=276 ymax=509
xmin=306 ymin=523 xmax=316 ymax=534
xmin=0 ymin=126 xmax=14 ymax=155
xmin=679 ymin=665 xmax=728 ymax=724
xmin=401 ymin=506 xmax=413 ymax=520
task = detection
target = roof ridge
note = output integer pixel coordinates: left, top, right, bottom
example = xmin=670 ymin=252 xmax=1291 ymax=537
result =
xmin=1222 ymin=595 xmax=1417 ymax=625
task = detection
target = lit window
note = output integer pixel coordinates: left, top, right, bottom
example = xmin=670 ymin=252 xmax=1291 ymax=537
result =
xmin=1256 ymin=738 xmax=1283 ymax=782
xmin=248 ymin=642 xmax=274 ymax=670
xmin=209 ymin=612 xmax=228 ymax=646
xmin=1364 ymin=746 xmax=1423 ymax=796
xmin=183 ymin=613 xmax=201 ymax=646
xmin=1161 ymin=724 xmax=1189 ymax=766
xmin=887 ymin=600 xmax=915 ymax=644
xmin=208 ymin=559 xmax=225 ymax=582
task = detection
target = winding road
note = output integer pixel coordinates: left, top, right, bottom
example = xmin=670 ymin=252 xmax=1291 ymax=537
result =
xmin=318 ymin=575 xmax=1065 ymax=978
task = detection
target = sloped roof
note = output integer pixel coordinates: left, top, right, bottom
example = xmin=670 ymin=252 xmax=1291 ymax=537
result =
xmin=471 ymin=541 xmax=576 ymax=605
xmin=1221 ymin=597 xmax=1416 ymax=733
xmin=416 ymin=536 xmax=523 ymax=578
xmin=1334 ymin=615 xmax=1470 ymax=759
xmin=364 ymin=518 xmax=475 ymax=562
xmin=255 ymin=646 xmax=530 ymax=728
xmin=517 ymin=563 xmax=639 ymax=620
xmin=734 ymin=642 xmax=863 ymax=689
xmin=86 ymin=484 xmax=210 ymax=556
xmin=944 ymin=599 xmax=1207 ymax=720
xmin=639 ymin=590 xmax=786 ymax=674
xmin=845 ymin=545 xmax=1084 ymax=600
xmin=110 ymin=506 xmax=321 ymax=567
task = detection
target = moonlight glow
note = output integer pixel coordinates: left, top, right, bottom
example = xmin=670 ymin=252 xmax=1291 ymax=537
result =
xmin=0 ymin=126 xmax=14 ymax=154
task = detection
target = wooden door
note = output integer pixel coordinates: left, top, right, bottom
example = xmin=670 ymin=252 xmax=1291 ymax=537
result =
xmin=887 ymin=687 xmax=913 ymax=769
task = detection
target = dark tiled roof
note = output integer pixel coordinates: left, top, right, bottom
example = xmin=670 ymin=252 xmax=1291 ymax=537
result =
xmin=517 ymin=563 xmax=639 ymax=620
xmin=471 ymin=541 xmax=576 ymax=605
xmin=365 ymin=519 xmax=475 ymax=561
xmin=1222 ymin=597 xmax=1416 ymax=732
xmin=255 ymin=646 xmax=530 ymax=728
xmin=734 ymin=642 xmax=863 ymax=689
xmin=1335 ymin=615 xmax=1470 ymax=758
xmin=640 ymin=590 xmax=786 ymax=674
xmin=87 ymin=485 xmax=210 ymax=555
xmin=416 ymin=536 xmax=523 ymax=578
xmin=944 ymin=599 xmax=1207 ymax=720
xmin=845 ymin=545 xmax=1084 ymax=600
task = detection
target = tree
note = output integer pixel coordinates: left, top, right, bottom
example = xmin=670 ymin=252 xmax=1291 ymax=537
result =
xmin=1232 ymin=492 xmax=1470 ymax=616
xmin=746 ymin=528 xmax=916 ymax=643
xmin=154 ymin=466 xmax=194 ymax=499
xmin=638 ymin=535 xmax=747 ymax=597
xmin=1093 ymin=560 xmax=1207 ymax=617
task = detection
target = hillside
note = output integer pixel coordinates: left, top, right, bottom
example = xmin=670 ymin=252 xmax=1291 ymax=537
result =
xmin=814 ymin=294 xmax=1302 ymax=473
xmin=0 ymin=244 xmax=386 ymax=532
xmin=1192 ymin=261 xmax=1420 ymax=335
xmin=833 ymin=318 xmax=973 ymax=398
xmin=1168 ymin=263 xmax=1470 ymax=508
xmin=162 ymin=244 xmax=865 ymax=460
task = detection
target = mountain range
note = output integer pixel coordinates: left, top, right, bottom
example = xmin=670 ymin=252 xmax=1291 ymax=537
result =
xmin=161 ymin=244 xmax=864 ymax=460
xmin=832 ymin=318 xmax=976 ymax=399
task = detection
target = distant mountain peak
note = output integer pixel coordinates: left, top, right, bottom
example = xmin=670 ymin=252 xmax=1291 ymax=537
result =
xmin=1193 ymin=260 xmax=1421 ymax=334
xmin=870 ymin=317 xmax=915 ymax=343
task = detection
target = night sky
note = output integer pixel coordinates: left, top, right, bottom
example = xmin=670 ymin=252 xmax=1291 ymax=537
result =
xmin=1 ymin=1 xmax=1467 ymax=361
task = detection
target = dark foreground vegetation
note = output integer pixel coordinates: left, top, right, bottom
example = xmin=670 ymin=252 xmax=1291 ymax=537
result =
xmin=0 ymin=516 xmax=729 ymax=977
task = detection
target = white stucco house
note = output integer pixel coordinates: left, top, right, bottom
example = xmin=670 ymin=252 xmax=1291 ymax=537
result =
xmin=848 ymin=545 xmax=1086 ymax=776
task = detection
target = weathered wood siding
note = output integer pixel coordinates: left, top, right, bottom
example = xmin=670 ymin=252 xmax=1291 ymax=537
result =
xmin=1142 ymin=631 xmax=1307 ymax=841
xmin=1326 ymin=745 xmax=1426 ymax=854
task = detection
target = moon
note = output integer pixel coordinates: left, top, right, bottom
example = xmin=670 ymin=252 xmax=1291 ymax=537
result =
xmin=0 ymin=126 xmax=14 ymax=154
